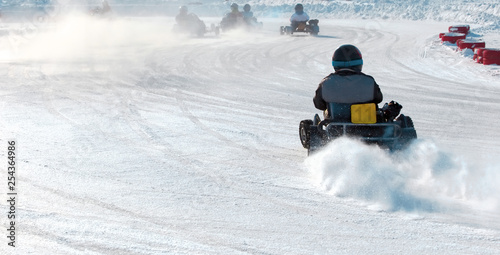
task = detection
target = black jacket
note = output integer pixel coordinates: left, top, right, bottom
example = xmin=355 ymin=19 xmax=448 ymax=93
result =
xmin=313 ymin=69 xmax=383 ymax=110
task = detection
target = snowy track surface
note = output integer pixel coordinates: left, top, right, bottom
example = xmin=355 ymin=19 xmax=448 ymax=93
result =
xmin=0 ymin=16 xmax=499 ymax=254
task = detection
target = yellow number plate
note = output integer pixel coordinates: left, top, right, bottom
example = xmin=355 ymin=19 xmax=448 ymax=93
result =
xmin=351 ymin=103 xmax=377 ymax=124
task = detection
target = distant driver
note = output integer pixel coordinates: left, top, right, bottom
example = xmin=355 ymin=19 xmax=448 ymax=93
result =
xmin=290 ymin=4 xmax=309 ymax=30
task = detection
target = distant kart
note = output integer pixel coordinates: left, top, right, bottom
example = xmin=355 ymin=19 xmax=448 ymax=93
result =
xmin=244 ymin=17 xmax=263 ymax=30
xmin=281 ymin=19 xmax=319 ymax=36
xmin=299 ymin=102 xmax=417 ymax=155
xmin=89 ymin=5 xmax=111 ymax=17
xmin=220 ymin=16 xmax=244 ymax=32
xmin=89 ymin=7 xmax=104 ymax=16
xmin=220 ymin=16 xmax=262 ymax=33
xmin=209 ymin=24 xmax=221 ymax=36
xmin=173 ymin=21 xmax=220 ymax=37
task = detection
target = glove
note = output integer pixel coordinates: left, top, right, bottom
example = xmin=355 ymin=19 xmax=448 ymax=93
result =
xmin=382 ymin=101 xmax=402 ymax=121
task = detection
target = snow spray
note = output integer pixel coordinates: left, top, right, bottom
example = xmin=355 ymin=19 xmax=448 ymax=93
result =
xmin=306 ymin=137 xmax=500 ymax=213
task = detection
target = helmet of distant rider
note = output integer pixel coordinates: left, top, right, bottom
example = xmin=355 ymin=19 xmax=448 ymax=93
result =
xmin=179 ymin=5 xmax=188 ymax=14
xmin=243 ymin=4 xmax=251 ymax=12
xmin=294 ymin=4 xmax=304 ymax=14
xmin=332 ymin=44 xmax=363 ymax=72
xmin=231 ymin=3 xmax=239 ymax=12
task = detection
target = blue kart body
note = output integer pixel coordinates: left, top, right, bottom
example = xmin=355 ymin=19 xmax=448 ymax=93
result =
xmin=299 ymin=102 xmax=417 ymax=155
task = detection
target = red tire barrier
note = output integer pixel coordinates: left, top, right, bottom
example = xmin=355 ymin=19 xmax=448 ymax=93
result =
xmin=476 ymin=48 xmax=487 ymax=57
xmin=441 ymin=33 xmax=466 ymax=44
xmin=475 ymin=48 xmax=492 ymax=63
xmin=481 ymin=49 xmax=500 ymax=65
xmin=439 ymin=32 xmax=445 ymax=38
xmin=473 ymin=47 xmax=484 ymax=61
xmin=482 ymin=49 xmax=500 ymax=59
xmin=449 ymin=25 xmax=470 ymax=34
xmin=457 ymin=40 xmax=485 ymax=51
xmin=482 ymin=58 xmax=500 ymax=65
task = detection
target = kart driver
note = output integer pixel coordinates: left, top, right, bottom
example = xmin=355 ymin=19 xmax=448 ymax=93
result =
xmin=313 ymin=44 xmax=384 ymax=119
xmin=242 ymin=4 xmax=253 ymax=20
xmin=176 ymin=6 xmax=196 ymax=26
xmin=242 ymin=4 xmax=255 ymax=24
xmin=290 ymin=4 xmax=309 ymax=30
xmin=90 ymin=0 xmax=112 ymax=16
xmin=175 ymin=6 xmax=205 ymax=35
xmin=223 ymin=3 xmax=244 ymax=24
xmin=101 ymin=0 xmax=111 ymax=14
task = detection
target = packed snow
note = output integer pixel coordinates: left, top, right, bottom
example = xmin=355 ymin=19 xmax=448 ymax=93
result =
xmin=0 ymin=0 xmax=499 ymax=254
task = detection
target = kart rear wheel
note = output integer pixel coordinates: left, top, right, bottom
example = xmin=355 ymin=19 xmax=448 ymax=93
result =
xmin=311 ymin=26 xmax=319 ymax=36
xmin=308 ymin=129 xmax=322 ymax=156
xmin=398 ymin=114 xmax=414 ymax=128
xmin=391 ymin=115 xmax=417 ymax=151
xmin=299 ymin=120 xmax=313 ymax=149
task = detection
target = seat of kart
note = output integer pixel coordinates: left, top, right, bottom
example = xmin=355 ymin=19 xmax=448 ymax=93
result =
xmin=326 ymin=103 xmax=351 ymax=122
xmin=297 ymin=23 xmax=307 ymax=30
xmin=322 ymin=76 xmax=378 ymax=122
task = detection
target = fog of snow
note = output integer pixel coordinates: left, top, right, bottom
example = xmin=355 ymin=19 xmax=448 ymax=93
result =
xmin=0 ymin=0 xmax=499 ymax=254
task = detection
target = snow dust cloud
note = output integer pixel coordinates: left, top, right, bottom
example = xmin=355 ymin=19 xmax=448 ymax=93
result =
xmin=306 ymin=137 xmax=500 ymax=213
xmin=0 ymin=13 xmax=183 ymax=64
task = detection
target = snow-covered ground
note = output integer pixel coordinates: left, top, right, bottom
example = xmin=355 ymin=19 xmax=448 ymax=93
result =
xmin=0 ymin=0 xmax=500 ymax=254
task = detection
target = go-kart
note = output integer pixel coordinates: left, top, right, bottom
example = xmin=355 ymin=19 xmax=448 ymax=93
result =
xmin=299 ymin=101 xmax=417 ymax=155
xmin=281 ymin=19 xmax=319 ymax=36
xmin=173 ymin=21 xmax=220 ymax=37
xmin=220 ymin=16 xmax=245 ymax=32
xmin=220 ymin=16 xmax=262 ymax=33
xmin=89 ymin=1 xmax=112 ymax=17
xmin=244 ymin=17 xmax=263 ymax=30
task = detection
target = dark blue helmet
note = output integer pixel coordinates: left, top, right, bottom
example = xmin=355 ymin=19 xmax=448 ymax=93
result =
xmin=332 ymin=44 xmax=363 ymax=72
xmin=231 ymin=3 xmax=239 ymax=11
xmin=244 ymin=4 xmax=251 ymax=12
xmin=295 ymin=4 xmax=304 ymax=14
xmin=179 ymin=5 xmax=188 ymax=14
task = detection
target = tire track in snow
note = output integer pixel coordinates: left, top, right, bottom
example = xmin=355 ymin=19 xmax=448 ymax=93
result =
xmin=114 ymin=49 xmax=354 ymax=231
xmin=22 ymin=177 xmax=262 ymax=254
xmin=107 ymin=71 xmax=328 ymax=228
xmin=382 ymin=30 xmax=498 ymax=104
xmin=27 ymin=24 xmax=436 ymax=253
xmin=31 ymin=68 xmax=260 ymax=252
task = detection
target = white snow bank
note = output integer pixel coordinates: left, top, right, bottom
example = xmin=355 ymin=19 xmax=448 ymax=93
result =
xmin=252 ymin=0 xmax=500 ymax=23
xmin=306 ymin=138 xmax=500 ymax=213
xmin=24 ymin=0 xmax=499 ymax=27
xmin=128 ymin=0 xmax=500 ymax=24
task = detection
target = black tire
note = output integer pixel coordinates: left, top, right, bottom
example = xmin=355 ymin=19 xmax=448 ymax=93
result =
xmin=308 ymin=128 xmax=322 ymax=156
xmin=313 ymin=26 xmax=319 ymax=36
xmin=398 ymin=114 xmax=414 ymax=128
xmin=299 ymin=120 xmax=313 ymax=149
xmin=391 ymin=115 xmax=417 ymax=151
xmin=400 ymin=115 xmax=417 ymax=139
